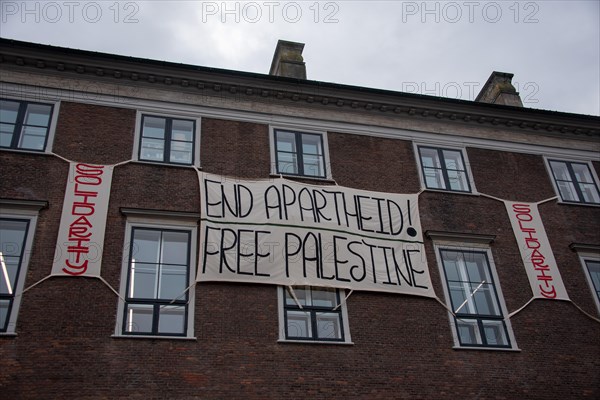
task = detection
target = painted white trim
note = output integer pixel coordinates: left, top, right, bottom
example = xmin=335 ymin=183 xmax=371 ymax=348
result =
xmin=432 ymin=241 xmax=519 ymax=351
xmin=269 ymin=125 xmax=333 ymax=180
xmin=577 ymin=252 xmax=600 ymax=316
xmin=0 ymin=210 xmax=39 ymax=335
xmin=543 ymin=157 xmax=600 ymax=207
xmin=45 ymin=100 xmax=60 ymax=153
xmin=132 ymin=110 xmax=202 ymax=168
xmin=114 ymin=217 xmax=198 ymax=338
xmin=277 ymin=286 xmax=352 ymax=344
xmin=2 ymin=82 xmax=598 ymax=162
xmin=0 ymin=95 xmax=60 ymax=154
xmin=413 ymin=142 xmax=479 ymax=195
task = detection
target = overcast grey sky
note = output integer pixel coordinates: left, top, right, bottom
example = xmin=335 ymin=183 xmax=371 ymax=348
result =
xmin=1 ymin=0 xmax=599 ymax=115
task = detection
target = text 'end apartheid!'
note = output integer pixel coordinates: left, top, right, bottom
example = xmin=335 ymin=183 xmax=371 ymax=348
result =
xmin=198 ymin=174 xmax=435 ymax=298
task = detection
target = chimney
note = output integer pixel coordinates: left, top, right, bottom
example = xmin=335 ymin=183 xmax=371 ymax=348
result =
xmin=269 ymin=40 xmax=306 ymax=79
xmin=475 ymin=71 xmax=523 ymax=107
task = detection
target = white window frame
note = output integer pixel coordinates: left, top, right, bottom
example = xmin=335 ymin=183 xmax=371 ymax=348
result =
xmin=0 ymin=200 xmax=44 ymax=335
xmin=114 ymin=211 xmax=198 ymax=339
xmin=132 ymin=110 xmax=201 ymax=168
xmin=269 ymin=125 xmax=333 ymax=180
xmin=277 ymin=286 xmax=352 ymax=344
xmin=432 ymin=238 xmax=518 ymax=351
xmin=577 ymin=251 xmax=600 ymax=315
xmin=413 ymin=142 xmax=478 ymax=195
xmin=0 ymin=97 xmax=60 ymax=154
xmin=543 ymin=157 xmax=600 ymax=206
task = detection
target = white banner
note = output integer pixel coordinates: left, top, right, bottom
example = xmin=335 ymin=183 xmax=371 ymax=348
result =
xmin=198 ymin=173 xmax=435 ymax=297
xmin=52 ymin=163 xmax=114 ymax=277
xmin=504 ymin=201 xmax=569 ymax=300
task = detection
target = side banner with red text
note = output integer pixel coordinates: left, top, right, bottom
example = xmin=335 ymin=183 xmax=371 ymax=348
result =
xmin=51 ymin=163 xmax=114 ymax=277
xmin=504 ymin=201 xmax=569 ymax=300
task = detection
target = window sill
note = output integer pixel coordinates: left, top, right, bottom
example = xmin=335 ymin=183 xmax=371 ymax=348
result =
xmin=278 ymin=339 xmax=354 ymax=345
xmin=270 ymin=174 xmax=336 ymax=184
xmin=111 ymin=334 xmax=197 ymax=341
xmin=0 ymin=148 xmax=53 ymax=156
xmin=555 ymin=200 xmax=600 ymax=208
xmin=421 ymin=188 xmax=479 ymax=197
xmin=131 ymin=160 xmax=201 ymax=170
xmin=452 ymin=345 xmax=521 ymax=352
xmin=0 ymin=332 xmax=18 ymax=337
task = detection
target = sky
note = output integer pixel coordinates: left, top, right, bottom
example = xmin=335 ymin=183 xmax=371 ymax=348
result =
xmin=1 ymin=0 xmax=599 ymax=116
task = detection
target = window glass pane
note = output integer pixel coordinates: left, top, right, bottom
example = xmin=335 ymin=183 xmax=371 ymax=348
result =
xmin=449 ymin=283 xmax=473 ymax=314
xmin=456 ymin=319 xmax=481 ymax=345
xmin=286 ymin=310 xmax=311 ymax=338
xmin=128 ymin=262 xmax=157 ymax=299
xmin=132 ymin=230 xmax=161 ymax=263
xmin=472 ymin=284 xmax=501 ymax=316
xmin=277 ymin=152 xmax=298 ymax=175
xmin=580 ymin=184 xmax=600 ymax=204
xmin=557 ymin=181 xmax=579 ymax=202
xmin=447 ymin=170 xmax=469 ymax=191
xmin=311 ymin=288 xmax=337 ymax=307
xmin=169 ymin=141 xmax=193 ymax=164
xmin=19 ymin=126 xmax=47 ymax=150
xmin=276 ymin=131 xmax=296 ymax=152
xmin=23 ymin=104 xmax=51 ymax=126
xmin=0 ymin=256 xmax=20 ymax=295
xmin=463 ymin=253 xmax=489 ymax=283
xmin=443 ymin=258 xmax=461 ymax=281
xmin=482 ymin=320 xmax=509 ymax=346
xmin=285 ymin=287 xmax=307 ymax=306
xmin=0 ymin=299 xmax=10 ymax=330
xmin=171 ymin=119 xmax=194 ymax=142
xmin=0 ymin=220 xmax=28 ymax=256
xmin=443 ymin=150 xmax=466 ymax=171
xmin=20 ymin=125 xmax=47 ymax=138
xmin=158 ymin=306 xmax=186 ymax=334
xmin=420 ymin=148 xmax=441 ymax=168
xmin=301 ymin=134 xmax=322 ymax=155
xmin=550 ymin=161 xmax=571 ymax=181
xmin=586 ymin=261 xmax=600 ymax=292
xmin=140 ymin=138 xmax=165 ymax=162
xmin=302 ymin=154 xmax=324 ymax=177
xmin=1 ymin=123 xmax=15 ymax=146
xmin=161 ymin=231 xmax=189 ymax=265
xmin=316 ymin=312 xmax=342 ymax=339
xmin=572 ymin=163 xmax=594 ymax=183
xmin=125 ymin=304 xmax=153 ymax=333
xmin=0 ymin=101 xmax=19 ymax=123
xmin=159 ymin=264 xmax=187 ymax=299
xmin=423 ymin=167 xmax=445 ymax=189
xmin=170 ymin=150 xmax=192 ymax=165
xmin=142 ymin=117 xmax=166 ymax=138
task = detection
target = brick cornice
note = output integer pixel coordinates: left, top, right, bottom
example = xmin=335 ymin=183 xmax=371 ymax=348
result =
xmin=1 ymin=39 xmax=599 ymax=140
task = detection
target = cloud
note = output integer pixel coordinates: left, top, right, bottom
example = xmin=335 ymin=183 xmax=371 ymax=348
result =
xmin=0 ymin=0 xmax=598 ymax=115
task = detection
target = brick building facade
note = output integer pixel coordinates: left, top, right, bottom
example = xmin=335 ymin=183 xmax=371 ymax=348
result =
xmin=1 ymin=39 xmax=599 ymax=399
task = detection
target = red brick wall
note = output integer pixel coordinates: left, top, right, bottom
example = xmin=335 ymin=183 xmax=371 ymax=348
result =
xmin=1 ymin=102 xmax=599 ymax=399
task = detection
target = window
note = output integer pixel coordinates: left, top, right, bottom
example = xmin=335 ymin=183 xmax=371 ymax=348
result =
xmin=116 ymin=211 xmax=198 ymax=338
xmin=547 ymin=159 xmax=600 ymax=204
xmin=417 ymin=146 xmax=473 ymax=193
xmin=571 ymin=252 xmax=600 ymax=313
xmin=138 ymin=114 xmax=197 ymax=165
xmin=0 ymin=219 xmax=30 ymax=332
xmin=273 ymin=129 xmax=328 ymax=178
xmin=0 ymin=99 xmax=54 ymax=151
xmin=0 ymin=200 xmax=44 ymax=334
xmin=278 ymin=286 xmax=351 ymax=343
xmin=432 ymin=241 xmax=517 ymax=350
xmin=584 ymin=259 xmax=600 ymax=302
